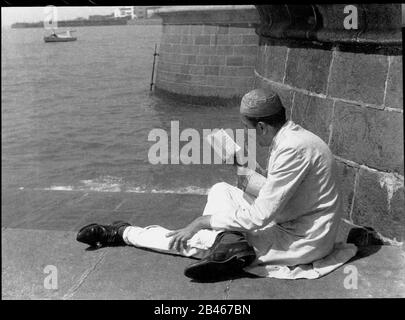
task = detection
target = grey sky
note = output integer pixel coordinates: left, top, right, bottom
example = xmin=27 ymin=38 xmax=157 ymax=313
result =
xmin=1 ymin=7 xmax=125 ymax=27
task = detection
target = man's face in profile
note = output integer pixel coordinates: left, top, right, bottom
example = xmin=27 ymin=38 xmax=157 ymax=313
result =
xmin=240 ymin=115 xmax=266 ymax=147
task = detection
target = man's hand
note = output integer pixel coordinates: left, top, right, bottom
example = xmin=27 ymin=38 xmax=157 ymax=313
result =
xmin=166 ymin=216 xmax=211 ymax=252
xmin=233 ymin=150 xmax=246 ymax=167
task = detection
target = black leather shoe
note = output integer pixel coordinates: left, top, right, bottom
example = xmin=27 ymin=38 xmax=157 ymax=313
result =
xmin=76 ymin=221 xmax=131 ymax=248
xmin=184 ymin=231 xmax=256 ymax=281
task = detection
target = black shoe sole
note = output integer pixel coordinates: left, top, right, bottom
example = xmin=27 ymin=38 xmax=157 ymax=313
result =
xmin=184 ymin=252 xmax=256 ymax=281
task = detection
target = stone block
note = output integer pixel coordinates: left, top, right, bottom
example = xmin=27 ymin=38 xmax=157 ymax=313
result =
xmin=352 ymin=168 xmax=405 ymax=242
xmin=166 ymin=63 xmax=180 ymax=73
xmin=190 ymin=75 xmax=207 ymax=85
xmin=204 ymin=66 xmax=219 ymax=76
xmin=335 ymin=160 xmax=357 ymax=219
xmin=291 ymin=92 xmax=334 ymax=144
xmin=216 ymin=34 xmax=229 ymax=45
xmin=180 ymin=45 xmax=199 ymax=55
xmin=226 ymin=56 xmax=244 ymax=66
xmin=257 ymin=44 xmax=288 ymax=83
xmin=228 ymin=26 xmax=255 ymax=34
xmin=233 ymin=45 xmax=258 ymax=56
xmin=330 ymin=101 xmax=404 ymax=174
xmin=172 ymin=44 xmax=181 ymax=54
xmin=205 ymin=76 xmax=226 ymax=87
xmin=216 ymin=45 xmax=233 ymax=56
xmin=180 ymin=35 xmax=193 ymax=45
xmin=254 ymin=75 xmax=294 ymax=118
xmin=161 ymin=53 xmax=174 ymax=63
xmin=159 ymin=43 xmax=172 ymax=53
xmin=243 ymin=55 xmax=256 ymax=67
xmin=175 ymin=73 xmax=192 ymax=83
xmin=217 ymin=25 xmax=229 ymax=34
xmin=180 ymin=64 xmax=190 ymax=74
xmin=228 ymin=35 xmax=243 ymax=45
xmin=242 ymin=34 xmax=259 ymax=45
xmin=209 ymin=55 xmax=225 ymax=66
xmin=194 ymin=35 xmax=211 ymax=45
xmin=209 ymin=34 xmax=218 ymax=46
xmin=187 ymin=55 xmax=197 ymax=64
xmin=179 ymin=25 xmax=190 ymax=35
xmin=328 ymin=51 xmax=389 ymax=106
xmin=385 ymin=56 xmax=403 ymax=109
xmin=285 ymin=47 xmax=332 ymax=94
xmin=168 ymin=34 xmax=181 ymax=44
xmin=190 ymin=25 xmax=203 ymax=35
xmin=202 ymin=25 xmax=218 ymax=34
xmin=189 ymin=65 xmax=205 ymax=76
xmin=195 ymin=55 xmax=209 ymax=65
xmin=165 ymin=24 xmax=175 ymax=34
xmin=199 ymin=45 xmax=217 ymax=55
xmin=228 ymin=77 xmax=254 ymax=89
xmin=219 ymin=66 xmax=253 ymax=77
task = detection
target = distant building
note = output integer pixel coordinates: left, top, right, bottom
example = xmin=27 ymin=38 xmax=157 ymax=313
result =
xmin=134 ymin=7 xmax=147 ymax=19
xmin=114 ymin=7 xmax=136 ymax=19
xmin=146 ymin=6 xmax=162 ymax=18
xmin=114 ymin=6 xmax=162 ymax=20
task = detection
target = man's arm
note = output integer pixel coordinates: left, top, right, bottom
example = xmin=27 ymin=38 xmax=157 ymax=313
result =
xmin=237 ymin=166 xmax=267 ymax=197
xmin=211 ymin=147 xmax=311 ymax=231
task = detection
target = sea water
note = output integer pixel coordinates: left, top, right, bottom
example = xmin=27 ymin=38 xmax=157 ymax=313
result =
xmin=2 ymin=25 xmax=243 ymax=195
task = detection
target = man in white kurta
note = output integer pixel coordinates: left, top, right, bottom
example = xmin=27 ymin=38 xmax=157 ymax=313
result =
xmin=202 ymin=119 xmax=357 ymax=278
xmin=77 ymin=89 xmax=357 ymax=280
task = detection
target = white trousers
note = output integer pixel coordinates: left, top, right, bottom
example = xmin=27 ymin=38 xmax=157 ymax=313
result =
xmin=122 ymin=182 xmax=254 ymax=259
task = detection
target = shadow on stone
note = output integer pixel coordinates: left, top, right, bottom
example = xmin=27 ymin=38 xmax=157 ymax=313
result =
xmin=348 ymin=245 xmax=382 ymax=263
xmin=345 ymin=226 xmax=385 ymax=263
xmin=83 ymin=243 xmax=128 ymax=251
xmin=189 ymin=270 xmax=260 ymax=284
xmin=347 ymin=226 xmax=385 ymax=246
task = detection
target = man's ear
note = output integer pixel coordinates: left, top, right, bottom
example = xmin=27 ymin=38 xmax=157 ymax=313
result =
xmin=257 ymin=121 xmax=266 ymax=135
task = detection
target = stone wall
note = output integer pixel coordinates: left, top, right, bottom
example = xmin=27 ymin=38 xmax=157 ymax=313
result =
xmin=154 ymin=5 xmax=404 ymax=243
xmin=155 ymin=6 xmax=260 ymax=105
xmin=254 ymin=38 xmax=404 ymax=242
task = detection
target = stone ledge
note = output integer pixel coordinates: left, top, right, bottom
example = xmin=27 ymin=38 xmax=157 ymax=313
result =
xmin=256 ymin=4 xmax=402 ymax=49
xmin=155 ymin=5 xmax=260 ymax=26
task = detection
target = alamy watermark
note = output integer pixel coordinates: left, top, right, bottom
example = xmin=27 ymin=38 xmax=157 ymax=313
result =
xmin=147 ymin=121 xmax=257 ymax=169
xmin=43 ymin=265 xmax=58 ymax=290
xmin=343 ymin=265 xmax=358 ymax=290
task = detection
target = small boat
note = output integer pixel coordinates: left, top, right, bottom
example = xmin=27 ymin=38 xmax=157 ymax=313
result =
xmin=44 ymin=30 xmax=77 ymax=43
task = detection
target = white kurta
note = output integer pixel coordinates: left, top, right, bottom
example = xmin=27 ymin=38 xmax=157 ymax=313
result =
xmin=205 ymin=120 xmax=357 ymax=278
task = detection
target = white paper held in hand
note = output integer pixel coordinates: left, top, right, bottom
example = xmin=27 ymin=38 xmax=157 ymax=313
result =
xmin=206 ymin=129 xmax=241 ymax=163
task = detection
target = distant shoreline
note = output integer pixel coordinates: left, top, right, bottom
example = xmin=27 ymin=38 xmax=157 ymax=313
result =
xmin=11 ymin=18 xmax=162 ymax=29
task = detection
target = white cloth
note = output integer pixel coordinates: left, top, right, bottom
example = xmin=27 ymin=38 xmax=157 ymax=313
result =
xmin=123 ymin=121 xmax=357 ymax=279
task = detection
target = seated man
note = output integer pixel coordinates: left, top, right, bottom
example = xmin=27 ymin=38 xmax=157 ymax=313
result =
xmin=77 ymin=89 xmax=356 ymax=281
